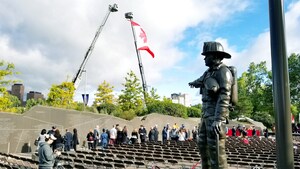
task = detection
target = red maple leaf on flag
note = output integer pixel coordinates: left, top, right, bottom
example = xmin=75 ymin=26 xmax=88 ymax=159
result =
xmin=139 ymin=28 xmax=147 ymax=43
xmin=130 ymin=20 xmax=154 ymax=58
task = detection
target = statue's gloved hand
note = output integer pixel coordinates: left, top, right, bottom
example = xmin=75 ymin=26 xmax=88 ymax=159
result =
xmin=212 ymin=120 xmax=222 ymax=134
xmin=188 ymin=82 xmax=195 ymax=88
xmin=212 ymin=120 xmax=226 ymax=139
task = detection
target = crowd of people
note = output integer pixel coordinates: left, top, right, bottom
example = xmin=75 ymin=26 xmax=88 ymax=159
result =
xmin=36 ymin=123 xmax=271 ymax=154
xmin=226 ymin=124 xmax=272 ymax=145
xmin=35 ymin=123 xmax=270 ymax=168
xmin=35 ymin=123 xmax=198 ymax=168
xmin=83 ymin=123 xmax=199 ymax=150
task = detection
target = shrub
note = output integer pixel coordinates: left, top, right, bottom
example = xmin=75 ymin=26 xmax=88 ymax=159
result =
xmin=187 ymin=107 xmax=201 ymax=117
xmin=96 ymin=103 xmax=120 ymax=115
xmin=146 ymin=100 xmax=165 ymax=114
xmin=163 ymin=102 xmax=188 ymax=118
xmin=114 ymin=109 xmax=136 ymax=120
xmin=146 ymin=100 xmax=188 ymax=118
xmin=252 ymin=111 xmax=275 ymax=128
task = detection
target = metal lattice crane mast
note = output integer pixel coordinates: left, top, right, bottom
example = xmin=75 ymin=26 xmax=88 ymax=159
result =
xmin=72 ymin=3 xmax=118 ymax=89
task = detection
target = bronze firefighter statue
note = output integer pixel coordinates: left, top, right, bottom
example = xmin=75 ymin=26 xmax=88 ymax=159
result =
xmin=189 ymin=41 xmax=237 ymax=169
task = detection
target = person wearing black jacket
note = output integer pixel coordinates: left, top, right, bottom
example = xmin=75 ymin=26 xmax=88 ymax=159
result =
xmin=131 ymin=129 xmax=139 ymax=144
xmin=72 ymin=128 xmax=79 ymax=151
xmin=63 ymin=129 xmax=73 ymax=152
xmin=138 ymin=125 xmax=147 ymax=143
xmin=53 ymin=129 xmax=64 ymax=151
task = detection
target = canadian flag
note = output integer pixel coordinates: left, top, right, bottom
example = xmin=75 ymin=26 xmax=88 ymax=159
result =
xmin=130 ymin=20 xmax=155 ymax=58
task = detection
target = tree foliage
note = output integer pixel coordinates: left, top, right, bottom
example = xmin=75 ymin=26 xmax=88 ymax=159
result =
xmin=252 ymin=111 xmax=275 ymax=129
xmin=145 ymin=87 xmax=160 ymax=105
xmin=191 ymin=103 xmax=202 ymax=110
xmin=146 ymin=100 xmax=188 ymax=118
xmin=118 ymin=70 xmax=144 ymax=115
xmin=47 ymin=81 xmax=76 ymax=108
xmin=0 ymin=60 xmax=20 ymax=112
xmin=114 ymin=109 xmax=136 ymax=120
xmin=233 ymin=72 xmax=253 ymax=118
xmin=146 ymin=100 xmax=166 ymax=115
xmin=96 ymin=103 xmax=121 ymax=115
xmin=187 ymin=106 xmax=201 ymax=117
xmin=245 ymin=62 xmax=273 ymax=115
xmin=232 ymin=61 xmax=275 ymax=127
xmin=94 ymin=80 xmax=115 ymax=106
xmin=0 ymin=60 xmax=19 ymax=91
xmin=0 ymin=92 xmax=17 ymax=112
xmin=25 ymin=98 xmax=46 ymax=110
xmin=288 ymin=53 xmax=300 ymax=120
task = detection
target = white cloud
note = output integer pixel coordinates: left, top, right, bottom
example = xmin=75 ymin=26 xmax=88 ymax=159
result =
xmin=1 ymin=0 xmax=259 ymax=105
xmin=285 ymin=0 xmax=300 ymax=55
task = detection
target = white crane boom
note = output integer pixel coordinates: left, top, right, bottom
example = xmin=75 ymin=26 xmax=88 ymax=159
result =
xmin=72 ymin=3 xmax=118 ymax=89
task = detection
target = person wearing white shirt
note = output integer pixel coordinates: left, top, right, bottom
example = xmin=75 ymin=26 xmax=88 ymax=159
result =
xmin=109 ymin=125 xmax=117 ymax=145
xmin=178 ymin=129 xmax=186 ymax=141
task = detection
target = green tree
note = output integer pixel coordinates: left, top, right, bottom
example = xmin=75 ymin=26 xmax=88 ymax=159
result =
xmin=187 ymin=106 xmax=201 ymax=117
xmin=146 ymin=100 xmax=165 ymax=114
xmin=0 ymin=93 xmax=16 ymax=112
xmin=114 ymin=109 xmax=136 ymax=120
xmin=73 ymin=102 xmax=94 ymax=112
xmin=244 ymin=62 xmax=273 ymax=116
xmin=118 ymin=70 xmax=144 ymax=115
xmin=288 ymin=53 xmax=300 ymax=121
xmin=232 ymin=72 xmax=253 ymax=119
xmin=252 ymin=111 xmax=275 ymax=129
xmin=0 ymin=60 xmax=20 ymax=112
xmin=8 ymin=94 xmax=21 ymax=107
xmin=47 ymin=81 xmax=76 ymax=108
xmin=25 ymin=98 xmax=46 ymax=110
xmin=96 ymin=103 xmax=121 ymax=115
xmin=145 ymin=87 xmax=160 ymax=105
xmin=0 ymin=60 xmax=19 ymax=90
xmin=162 ymin=96 xmax=172 ymax=103
xmin=94 ymin=80 xmax=114 ymax=106
xmin=191 ymin=103 xmax=202 ymax=110
xmin=146 ymin=100 xmax=188 ymax=118
xmin=291 ymin=104 xmax=298 ymax=122
xmin=189 ymin=103 xmax=202 ymax=117
xmin=163 ymin=101 xmax=188 ymax=118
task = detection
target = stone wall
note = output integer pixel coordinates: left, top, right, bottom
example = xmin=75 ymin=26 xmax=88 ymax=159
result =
xmin=0 ymin=105 xmax=199 ymax=153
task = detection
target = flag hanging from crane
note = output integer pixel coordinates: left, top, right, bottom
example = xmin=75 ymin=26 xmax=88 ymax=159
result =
xmin=130 ymin=20 xmax=155 ymax=58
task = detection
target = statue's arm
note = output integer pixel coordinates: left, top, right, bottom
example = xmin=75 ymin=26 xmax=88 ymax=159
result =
xmin=189 ymin=71 xmax=207 ymax=88
xmin=188 ymin=78 xmax=202 ymax=88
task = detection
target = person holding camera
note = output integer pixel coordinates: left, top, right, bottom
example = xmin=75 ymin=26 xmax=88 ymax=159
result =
xmin=38 ymin=134 xmax=61 ymax=169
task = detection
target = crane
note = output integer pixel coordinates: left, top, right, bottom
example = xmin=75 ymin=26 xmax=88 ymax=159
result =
xmin=72 ymin=3 xmax=118 ymax=89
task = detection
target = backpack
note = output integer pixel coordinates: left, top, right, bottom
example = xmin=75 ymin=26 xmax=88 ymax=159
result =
xmin=170 ymin=129 xmax=177 ymax=138
xmin=34 ymin=136 xmax=40 ymax=146
xmin=88 ymin=134 xmax=93 ymax=141
xmin=228 ymin=66 xmax=238 ymax=107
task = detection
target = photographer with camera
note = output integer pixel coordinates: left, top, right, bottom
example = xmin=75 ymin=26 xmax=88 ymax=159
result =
xmin=38 ymin=134 xmax=61 ymax=169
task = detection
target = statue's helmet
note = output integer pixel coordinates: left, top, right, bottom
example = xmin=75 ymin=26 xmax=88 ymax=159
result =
xmin=201 ymin=41 xmax=231 ymax=59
